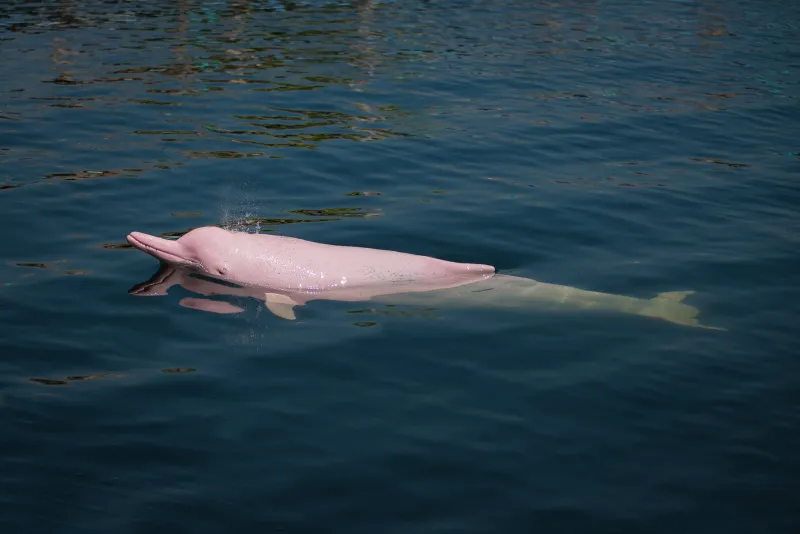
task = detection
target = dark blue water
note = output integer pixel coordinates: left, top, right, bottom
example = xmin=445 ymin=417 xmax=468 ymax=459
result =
xmin=2 ymin=0 xmax=799 ymax=532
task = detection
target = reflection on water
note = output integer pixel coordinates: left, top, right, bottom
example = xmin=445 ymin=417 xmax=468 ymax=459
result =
xmin=29 ymin=368 xmax=197 ymax=387
xmin=30 ymin=372 xmax=124 ymax=386
xmin=2 ymin=0 xmax=796 ymax=191
xmin=1 ymin=0 xmax=423 ymax=189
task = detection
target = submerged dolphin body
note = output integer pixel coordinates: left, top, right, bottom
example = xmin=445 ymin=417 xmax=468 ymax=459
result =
xmin=126 ymin=227 xmax=722 ymax=329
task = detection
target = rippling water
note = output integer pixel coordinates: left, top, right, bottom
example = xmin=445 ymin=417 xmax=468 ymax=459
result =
xmin=1 ymin=0 xmax=799 ymax=532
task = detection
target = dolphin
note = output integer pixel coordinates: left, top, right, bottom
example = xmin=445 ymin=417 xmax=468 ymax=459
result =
xmin=126 ymin=227 xmax=723 ymax=329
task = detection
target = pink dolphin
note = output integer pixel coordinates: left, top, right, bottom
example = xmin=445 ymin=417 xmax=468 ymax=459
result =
xmin=126 ymin=226 xmax=723 ymax=329
xmin=126 ymin=226 xmax=495 ymax=319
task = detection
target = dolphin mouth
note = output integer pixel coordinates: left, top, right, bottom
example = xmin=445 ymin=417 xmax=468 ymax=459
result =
xmin=127 ymin=232 xmax=201 ymax=269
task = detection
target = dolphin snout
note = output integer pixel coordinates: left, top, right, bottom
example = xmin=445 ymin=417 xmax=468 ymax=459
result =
xmin=127 ymin=231 xmax=163 ymax=253
xmin=127 ymin=231 xmax=195 ymax=267
xmin=126 ymin=231 xmax=148 ymax=246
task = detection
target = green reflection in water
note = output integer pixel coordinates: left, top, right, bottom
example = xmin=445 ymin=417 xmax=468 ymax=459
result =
xmin=29 ymin=372 xmax=123 ymax=386
xmin=3 ymin=0 xmax=427 ymax=187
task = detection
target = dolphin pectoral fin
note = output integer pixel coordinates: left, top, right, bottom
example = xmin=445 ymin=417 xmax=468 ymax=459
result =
xmin=264 ymin=293 xmax=298 ymax=320
xmin=266 ymin=302 xmax=296 ymax=320
xmin=654 ymin=290 xmax=695 ymax=303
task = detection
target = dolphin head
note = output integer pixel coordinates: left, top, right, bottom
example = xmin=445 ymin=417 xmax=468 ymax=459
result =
xmin=127 ymin=227 xmax=233 ymax=278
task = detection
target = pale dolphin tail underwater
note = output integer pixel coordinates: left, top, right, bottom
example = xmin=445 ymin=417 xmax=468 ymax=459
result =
xmin=636 ymin=290 xmax=700 ymax=328
xmin=636 ymin=290 xmax=723 ymax=330
xmin=125 ymin=226 xmax=725 ymax=330
xmin=369 ymin=275 xmax=726 ymax=331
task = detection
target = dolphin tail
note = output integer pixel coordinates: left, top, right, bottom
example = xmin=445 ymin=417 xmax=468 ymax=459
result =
xmin=640 ymin=290 xmax=726 ymax=331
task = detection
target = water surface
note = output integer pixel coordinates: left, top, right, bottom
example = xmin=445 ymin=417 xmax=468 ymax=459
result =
xmin=1 ymin=1 xmax=799 ymax=532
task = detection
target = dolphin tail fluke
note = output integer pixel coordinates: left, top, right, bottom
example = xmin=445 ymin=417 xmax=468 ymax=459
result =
xmin=654 ymin=290 xmax=695 ymax=303
xmin=641 ymin=290 xmax=726 ymax=331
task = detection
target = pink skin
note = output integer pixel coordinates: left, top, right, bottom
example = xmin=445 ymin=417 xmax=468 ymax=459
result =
xmin=126 ymin=227 xmax=496 ymax=311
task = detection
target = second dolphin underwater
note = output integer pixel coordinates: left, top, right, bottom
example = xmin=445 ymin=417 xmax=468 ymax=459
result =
xmin=127 ymin=226 xmax=723 ymax=330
